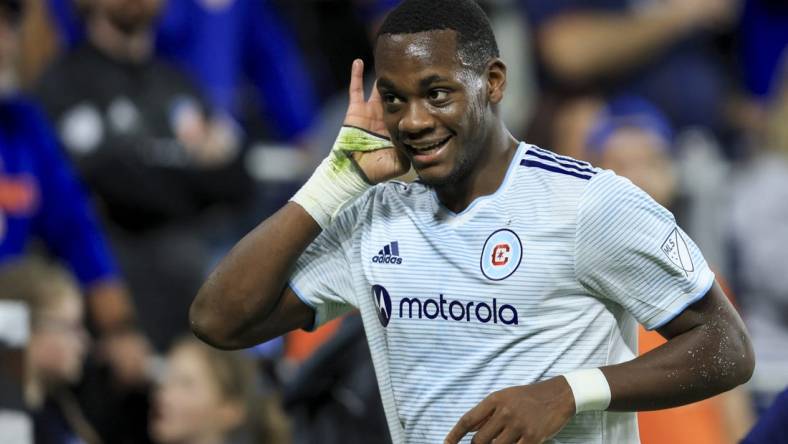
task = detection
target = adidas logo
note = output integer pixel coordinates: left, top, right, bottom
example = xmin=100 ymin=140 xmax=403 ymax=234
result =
xmin=372 ymin=241 xmax=403 ymax=264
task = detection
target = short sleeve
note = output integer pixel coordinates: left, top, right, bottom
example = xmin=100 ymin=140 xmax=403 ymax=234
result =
xmin=288 ymin=192 xmax=371 ymax=330
xmin=575 ymin=171 xmax=715 ymax=330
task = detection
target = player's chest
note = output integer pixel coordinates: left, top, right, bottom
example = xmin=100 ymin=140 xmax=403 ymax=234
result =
xmin=358 ymin=219 xmax=578 ymax=330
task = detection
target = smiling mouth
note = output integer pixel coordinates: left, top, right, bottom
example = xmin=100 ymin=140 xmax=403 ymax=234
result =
xmin=403 ymin=135 xmax=453 ymax=156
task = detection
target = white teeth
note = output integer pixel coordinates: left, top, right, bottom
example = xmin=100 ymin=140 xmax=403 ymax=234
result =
xmin=409 ymin=136 xmax=450 ymax=151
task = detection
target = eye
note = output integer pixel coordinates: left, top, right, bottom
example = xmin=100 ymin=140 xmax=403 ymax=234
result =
xmin=383 ymin=94 xmax=402 ymax=105
xmin=428 ymin=89 xmax=450 ymax=102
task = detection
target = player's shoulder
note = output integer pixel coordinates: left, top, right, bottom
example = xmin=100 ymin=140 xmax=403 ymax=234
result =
xmin=516 ymin=144 xmax=642 ymax=194
xmin=518 ymin=144 xmax=603 ymax=183
xmin=514 ymin=144 xmax=654 ymax=217
xmin=512 ymin=144 xmax=613 ymax=208
xmin=333 ymin=179 xmax=431 ymax=228
xmin=358 ymin=178 xmax=433 ymax=208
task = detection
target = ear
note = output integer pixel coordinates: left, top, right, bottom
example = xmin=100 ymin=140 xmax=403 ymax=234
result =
xmin=486 ymin=58 xmax=507 ymax=105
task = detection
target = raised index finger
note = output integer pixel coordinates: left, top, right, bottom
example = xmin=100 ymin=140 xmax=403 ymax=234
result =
xmin=348 ymin=59 xmax=365 ymax=105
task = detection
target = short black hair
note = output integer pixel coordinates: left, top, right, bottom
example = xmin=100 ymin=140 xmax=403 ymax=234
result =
xmin=377 ymin=0 xmax=500 ymax=72
xmin=0 ymin=0 xmax=23 ymax=24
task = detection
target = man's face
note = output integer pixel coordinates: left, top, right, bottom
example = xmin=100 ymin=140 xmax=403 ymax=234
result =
xmin=598 ymin=127 xmax=677 ymax=207
xmin=93 ymin=0 xmax=162 ymax=34
xmin=375 ymin=30 xmax=492 ymax=187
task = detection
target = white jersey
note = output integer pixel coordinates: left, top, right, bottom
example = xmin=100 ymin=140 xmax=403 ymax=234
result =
xmin=289 ymin=142 xmax=714 ymax=444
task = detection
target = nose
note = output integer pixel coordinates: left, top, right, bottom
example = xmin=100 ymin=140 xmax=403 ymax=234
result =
xmin=398 ymin=101 xmax=434 ymax=139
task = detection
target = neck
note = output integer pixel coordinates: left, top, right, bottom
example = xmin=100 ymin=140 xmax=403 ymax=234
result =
xmin=435 ymin=120 xmax=518 ymax=213
xmin=87 ymin=14 xmax=153 ymax=63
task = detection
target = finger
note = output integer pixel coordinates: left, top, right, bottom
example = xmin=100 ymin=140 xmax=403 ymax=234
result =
xmin=368 ymin=80 xmax=382 ymax=105
xmin=493 ymin=427 xmax=524 ymax=444
xmin=368 ymin=82 xmax=385 ymax=123
xmin=444 ymin=402 xmax=495 ymax=444
xmin=468 ymin=414 xmax=505 ymax=444
xmin=348 ymin=59 xmax=365 ymax=104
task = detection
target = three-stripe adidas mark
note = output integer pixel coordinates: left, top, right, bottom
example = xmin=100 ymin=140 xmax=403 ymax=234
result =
xmin=372 ymin=241 xmax=403 ymax=264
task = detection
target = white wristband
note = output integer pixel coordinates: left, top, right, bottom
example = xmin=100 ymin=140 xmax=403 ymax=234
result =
xmin=562 ymin=368 xmax=611 ymax=413
xmin=290 ymin=126 xmax=392 ymax=229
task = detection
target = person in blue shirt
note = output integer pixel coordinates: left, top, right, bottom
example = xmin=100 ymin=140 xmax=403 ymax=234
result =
xmin=0 ymin=0 xmax=148 ymax=387
xmin=520 ymin=0 xmax=737 ymax=136
xmin=738 ymin=0 xmax=788 ymax=99
xmin=742 ymin=388 xmax=788 ymax=444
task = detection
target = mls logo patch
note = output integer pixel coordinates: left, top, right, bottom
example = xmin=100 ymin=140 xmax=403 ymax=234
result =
xmin=661 ymin=227 xmax=694 ymax=275
xmin=480 ymin=229 xmax=523 ymax=281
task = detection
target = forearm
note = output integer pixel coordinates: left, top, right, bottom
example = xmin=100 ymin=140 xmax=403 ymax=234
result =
xmin=602 ymin=292 xmax=754 ymax=411
xmin=190 ymin=203 xmax=320 ymax=347
xmin=539 ymin=10 xmax=690 ymax=83
xmin=191 ymin=59 xmax=401 ymax=349
xmin=87 ymin=280 xmax=137 ymax=333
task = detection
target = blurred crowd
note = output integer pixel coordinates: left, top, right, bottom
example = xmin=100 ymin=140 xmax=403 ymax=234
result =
xmin=0 ymin=0 xmax=787 ymax=443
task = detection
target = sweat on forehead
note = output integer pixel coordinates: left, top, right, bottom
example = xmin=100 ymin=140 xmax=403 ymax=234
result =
xmin=375 ymin=31 xmax=467 ymax=71
xmin=377 ymin=0 xmax=499 ymax=72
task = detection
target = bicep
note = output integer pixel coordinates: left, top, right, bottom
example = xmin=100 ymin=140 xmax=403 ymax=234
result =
xmin=656 ymin=281 xmax=746 ymax=341
xmin=246 ymin=285 xmax=316 ymax=345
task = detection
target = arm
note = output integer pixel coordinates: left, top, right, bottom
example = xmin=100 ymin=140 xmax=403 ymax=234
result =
xmin=444 ymin=282 xmax=753 ymax=444
xmin=446 ymin=172 xmax=751 ymax=444
xmin=189 ymin=203 xmax=321 ymax=350
xmin=536 ymin=0 xmax=737 ymax=83
xmin=604 ymin=281 xmax=753 ymax=410
xmin=190 ymin=60 xmax=409 ymax=350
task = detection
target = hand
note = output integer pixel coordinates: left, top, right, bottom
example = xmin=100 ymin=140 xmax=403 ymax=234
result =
xmin=444 ymin=377 xmax=576 ymax=444
xmin=343 ymin=59 xmax=410 ymax=184
xmin=98 ymin=329 xmax=151 ymax=387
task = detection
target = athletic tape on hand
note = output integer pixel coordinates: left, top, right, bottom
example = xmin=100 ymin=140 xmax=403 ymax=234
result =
xmin=291 ymin=126 xmax=392 ymax=228
xmin=563 ymin=368 xmax=612 ymax=413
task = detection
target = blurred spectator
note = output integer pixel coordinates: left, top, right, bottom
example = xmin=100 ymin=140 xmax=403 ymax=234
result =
xmin=0 ymin=258 xmax=99 ymax=444
xmin=724 ymin=0 xmax=788 ymax=139
xmin=738 ymin=0 xmax=788 ymax=99
xmin=585 ymin=95 xmax=677 ymax=207
xmin=43 ymin=0 xmax=320 ymax=142
xmin=728 ymin=56 xmax=788 ymax=411
xmin=521 ymin=0 xmax=738 ymax=136
xmin=1 ymin=0 xmax=148 ymax=390
xmin=585 ymin=96 xmax=754 ymax=443
xmin=151 ymin=336 xmax=291 ymax=444
xmin=156 ymin=0 xmax=319 ymax=141
xmin=741 ymin=387 xmax=788 ymax=444
xmin=34 ymin=0 xmax=252 ymax=352
xmin=283 ymin=315 xmax=389 ymax=444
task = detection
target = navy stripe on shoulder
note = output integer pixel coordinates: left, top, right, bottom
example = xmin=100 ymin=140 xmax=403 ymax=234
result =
xmin=532 ymin=146 xmax=592 ymax=168
xmin=520 ymin=159 xmax=594 ymax=180
xmin=525 ymin=150 xmax=596 ymax=175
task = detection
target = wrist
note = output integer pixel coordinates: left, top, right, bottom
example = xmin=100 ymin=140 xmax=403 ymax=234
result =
xmin=561 ymin=368 xmax=612 ymax=414
xmin=291 ymin=126 xmax=390 ymax=228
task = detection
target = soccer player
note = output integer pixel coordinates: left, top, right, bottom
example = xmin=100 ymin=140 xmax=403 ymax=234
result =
xmin=190 ymin=1 xmax=754 ymax=443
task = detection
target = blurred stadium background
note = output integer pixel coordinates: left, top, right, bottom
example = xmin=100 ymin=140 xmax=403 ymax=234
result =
xmin=0 ymin=0 xmax=787 ymax=443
